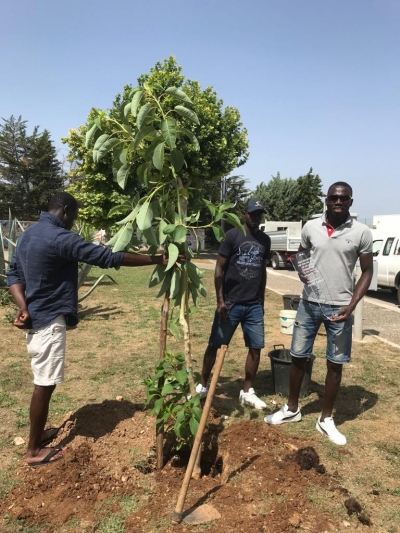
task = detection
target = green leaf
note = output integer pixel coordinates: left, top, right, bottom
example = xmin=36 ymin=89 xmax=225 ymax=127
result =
xmin=133 ymin=126 xmax=158 ymax=150
xmin=179 ymin=127 xmax=200 ymax=150
xmin=131 ymin=90 xmax=143 ymax=117
xmin=186 ymin=263 xmax=200 ymax=288
xmin=189 ymin=284 xmax=200 ymax=307
xmin=224 ymin=212 xmax=246 ymax=235
xmin=137 ymin=201 xmax=153 ymax=231
xmin=107 ymin=200 xmax=132 ymax=217
xmin=212 ymin=224 xmax=225 ymax=242
xmin=144 ymin=136 xmax=164 ymax=160
xmin=174 ymin=368 xmax=188 ymax=386
xmin=93 ymin=135 xmax=120 ymax=163
xmin=218 ymin=202 xmax=235 ymax=212
xmin=94 ymin=117 xmax=103 ymax=130
xmin=115 ymin=203 xmax=141 ymax=225
xmin=152 ymin=82 xmax=165 ymax=92
xmin=153 ymin=142 xmax=165 ymax=171
xmin=168 ymin=322 xmax=181 ymax=338
xmin=116 ymin=164 xmax=130 ymax=190
xmin=85 ymin=123 xmax=97 ymax=148
xmin=171 ymin=149 xmax=184 ymax=172
xmin=149 ymin=264 xmax=165 ymax=287
xmin=162 ymin=223 xmax=176 ymax=235
xmin=166 ymin=86 xmax=193 ymax=104
xmin=203 ymin=199 xmax=217 ymax=216
xmin=124 ymin=102 xmax=131 ymax=117
xmin=170 ymin=268 xmax=181 ymax=298
xmin=172 ymin=225 xmax=187 ymax=244
xmin=137 ymin=103 xmax=153 ymax=130
xmin=137 ymin=162 xmax=150 ymax=186
xmin=142 ymin=226 xmax=158 ymax=247
xmin=160 ymin=117 xmax=177 ymax=149
xmin=157 ymin=270 xmax=172 ymax=297
xmin=152 ymin=398 xmax=164 ymax=415
xmin=113 ymin=224 xmax=134 ymax=252
xmin=161 ymin=383 xmax=175 ymax=396
xmin=158 ymin=219 xmax=168 ymax=244
xmin=119 ymin=150 xmax=128 ymax=164
xmin=189 ymin=417 xmax=199 ymax=436
xmin=174 ymin=105 xmax=200 ymax=125
xmin=165 ymin=243 xmax=179 ymax=272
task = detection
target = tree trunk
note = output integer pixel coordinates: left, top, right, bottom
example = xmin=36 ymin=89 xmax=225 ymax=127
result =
xmin=156 ymin=289 xmax=170 ymax=469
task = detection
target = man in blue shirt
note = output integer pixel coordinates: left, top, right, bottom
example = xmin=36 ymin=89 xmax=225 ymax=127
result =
xmin=7 ymin=192 xmax=170 ymax=467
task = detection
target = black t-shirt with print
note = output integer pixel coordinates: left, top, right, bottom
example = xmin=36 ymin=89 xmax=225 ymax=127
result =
xmin=218 ymin=228 xmax=271 ymax=304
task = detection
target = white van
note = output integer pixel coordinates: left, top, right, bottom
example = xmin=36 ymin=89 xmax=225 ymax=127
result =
xmin=372 ymin=235 xmax=400 ymax=304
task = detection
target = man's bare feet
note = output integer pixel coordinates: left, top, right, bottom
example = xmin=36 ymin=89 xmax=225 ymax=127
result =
xmin=26 ymin=447 xmax=63 ymax=467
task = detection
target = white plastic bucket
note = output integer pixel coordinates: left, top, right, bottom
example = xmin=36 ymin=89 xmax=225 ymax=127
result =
xmin=279 ymin=310 xmax=297 ymax=335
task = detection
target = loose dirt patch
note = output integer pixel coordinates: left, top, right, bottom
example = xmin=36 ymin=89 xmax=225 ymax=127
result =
xmin=1 ymin=402 xmax=360 ymax=533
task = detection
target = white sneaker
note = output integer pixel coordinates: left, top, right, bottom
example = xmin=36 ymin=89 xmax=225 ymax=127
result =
xmin=239 ymin=388 xmax=267 ymax=410
xmin=316 ymin=416 xmax=347 ymax=446
xmin=195 ymin=383 xmax=208 ymax=399
xmin=264 ymin=404 xmax=302 ymax=425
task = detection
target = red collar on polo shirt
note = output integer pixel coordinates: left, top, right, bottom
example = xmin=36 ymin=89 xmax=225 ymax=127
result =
xmin=326 ymin=219 xmax=335 ymax=237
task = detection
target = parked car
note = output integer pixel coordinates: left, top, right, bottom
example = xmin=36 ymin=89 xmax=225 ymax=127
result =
xmin=372 ymin=235 xmax=400 ymax=304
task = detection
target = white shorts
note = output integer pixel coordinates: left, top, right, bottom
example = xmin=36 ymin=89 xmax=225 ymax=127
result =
xmin=26 ymin=315 xmax=67 ymax=386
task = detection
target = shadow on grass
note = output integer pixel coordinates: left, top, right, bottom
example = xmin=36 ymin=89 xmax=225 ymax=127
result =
xmin=57 ymin=399 xmax=144 ymax=446
xmin=196 ymin=368 xmax=378 ymax=428
xmin=300 ymin=381 xmax=379 ymax=425
xmin=77 ymin=304 xmax=123 ymax=320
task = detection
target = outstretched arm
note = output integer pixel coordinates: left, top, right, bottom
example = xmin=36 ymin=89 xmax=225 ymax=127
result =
xmin=120 ymin=253 xmax=168 ymax=267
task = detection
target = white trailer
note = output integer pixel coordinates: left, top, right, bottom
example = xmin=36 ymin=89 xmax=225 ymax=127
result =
xmin=259 ymin=221 xmax=302 ymax=269
xmin=372 ymin=215 xmax=400 ymax=237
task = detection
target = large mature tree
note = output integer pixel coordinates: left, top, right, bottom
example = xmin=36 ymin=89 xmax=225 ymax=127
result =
xmin=253 ymin=169 xmax=324 ymax=223
xmin=0 ymin=116 xmax=63 ymax=219
xmin=63 ymin=56 xmax=249 ymax=230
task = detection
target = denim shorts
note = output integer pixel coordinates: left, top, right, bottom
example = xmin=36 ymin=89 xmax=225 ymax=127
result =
xmin=209 ymin=301 xmax=264 ymax=349
xmin=290 ymin=300 xmax=353 ymax=364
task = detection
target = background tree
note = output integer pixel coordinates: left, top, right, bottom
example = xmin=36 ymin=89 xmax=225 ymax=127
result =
xmin=0 ymin=116 xmax=63 ymax=219
xmin=296 ymin=168 xmax=324 ymax=221
xmin=253 ymin=169 xmax=324 ymax=222
xmin=63 ymin=57 xmax=249 ymax=230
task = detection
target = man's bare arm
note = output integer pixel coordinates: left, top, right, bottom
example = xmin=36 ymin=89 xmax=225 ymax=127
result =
xmin=215 ymin=254 xmax=229 ymax=320
xmin=331 ymin=253 xmax=373 ymax=322
xmin=9 ymin=283 xmax=30 ymax=328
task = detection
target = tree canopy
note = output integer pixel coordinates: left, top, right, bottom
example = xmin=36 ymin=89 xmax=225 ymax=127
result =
xmin=63 ymin=57 xmax=249 ymax=230
xmin=0 ymin=116 xmax=63 ymax=219
xmin=253 ymin=168 xmax=324 ymax=222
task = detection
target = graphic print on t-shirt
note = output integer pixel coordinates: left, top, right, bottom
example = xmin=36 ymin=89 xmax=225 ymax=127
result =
xmin=236 ymin=241 xmax=264 ymax=280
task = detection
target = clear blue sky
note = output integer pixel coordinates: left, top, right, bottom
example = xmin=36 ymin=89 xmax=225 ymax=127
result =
xmin=2 ymin=0 xmax=399 ymax=224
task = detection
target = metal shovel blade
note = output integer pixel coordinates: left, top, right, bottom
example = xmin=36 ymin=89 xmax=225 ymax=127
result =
xmin=182 ymin=503 xmax=221 ymax=524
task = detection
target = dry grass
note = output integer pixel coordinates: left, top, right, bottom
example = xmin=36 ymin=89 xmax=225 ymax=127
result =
xmin=0 ymin=264 xmax=400 ymax=532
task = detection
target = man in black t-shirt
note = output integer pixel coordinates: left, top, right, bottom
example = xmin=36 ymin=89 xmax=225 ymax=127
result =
xmin=196 ymin=199 xmax=271 ymax=409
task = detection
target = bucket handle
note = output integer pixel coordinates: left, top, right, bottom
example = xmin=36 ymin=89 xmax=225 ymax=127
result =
xmin=273 ymin=344 xmax=285 ymax=350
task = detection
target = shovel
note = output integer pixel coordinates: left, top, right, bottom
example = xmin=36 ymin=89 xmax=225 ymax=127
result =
xmin=172 ymin=345 xmax=228 ymax=524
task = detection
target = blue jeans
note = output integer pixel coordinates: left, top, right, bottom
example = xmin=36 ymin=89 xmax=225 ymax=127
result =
xmin=290 ymin=300 xmax=353 ymax=364
xmin=208 ymin=302 xmax=265 ymax=349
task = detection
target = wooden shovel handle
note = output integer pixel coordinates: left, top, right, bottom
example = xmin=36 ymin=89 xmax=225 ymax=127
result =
xmin=172 ymin=344 xmax=228 ymax=523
